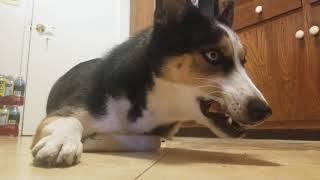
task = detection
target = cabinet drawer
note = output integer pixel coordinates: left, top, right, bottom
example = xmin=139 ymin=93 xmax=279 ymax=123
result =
xmin=234 ymin=0 xmax=302 ymax=30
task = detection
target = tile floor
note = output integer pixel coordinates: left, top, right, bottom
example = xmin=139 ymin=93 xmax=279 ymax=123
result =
xmin=0 ymin=136 xmax=320 ymax=180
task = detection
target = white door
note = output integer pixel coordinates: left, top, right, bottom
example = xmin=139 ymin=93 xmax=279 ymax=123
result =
xmin=22 ymin=0 xmax=130 ymax=135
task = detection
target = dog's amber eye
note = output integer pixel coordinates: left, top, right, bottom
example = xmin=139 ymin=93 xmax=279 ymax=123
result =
xmin=203 ymin=51 xmax=220 ymax=65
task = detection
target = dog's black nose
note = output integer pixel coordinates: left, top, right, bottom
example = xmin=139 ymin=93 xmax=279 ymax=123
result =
xmin=247 ymin=99 xmax=272 ymax=122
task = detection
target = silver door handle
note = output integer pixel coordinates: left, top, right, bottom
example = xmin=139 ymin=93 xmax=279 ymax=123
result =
xmin=35 ymin=24 xmax=55 ymax=36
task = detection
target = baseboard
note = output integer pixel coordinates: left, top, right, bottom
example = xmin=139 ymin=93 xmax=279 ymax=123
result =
xmin=177 ymin=127 xmax=320 ymax=141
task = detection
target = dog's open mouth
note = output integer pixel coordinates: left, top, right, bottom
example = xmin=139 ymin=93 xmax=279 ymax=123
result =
xmin=199 ymin=98 xmax=245 ymax=138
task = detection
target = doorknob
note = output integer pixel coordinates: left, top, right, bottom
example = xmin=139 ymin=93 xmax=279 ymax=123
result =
xmin=35 ymin=24 xmax=56 ymax=36
xmin=309 ymin=26 xmax=319 ymax=36
xmin=36 ymin=24 xmax=46 ymax=33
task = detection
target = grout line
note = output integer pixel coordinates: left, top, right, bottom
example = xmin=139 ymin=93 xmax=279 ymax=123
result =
xmin=134 ymin=150 xmax=170 ymax=180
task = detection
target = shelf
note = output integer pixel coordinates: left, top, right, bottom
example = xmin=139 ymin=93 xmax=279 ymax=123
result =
xmin=0 ymin=96 xmax=24 ymax=106
xmin=0 ymin=125 xmax=18 ymax=136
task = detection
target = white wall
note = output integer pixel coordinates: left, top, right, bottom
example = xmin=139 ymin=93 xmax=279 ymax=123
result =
xmin=0 ymin=0 xmax=131 ymax=135
xmin=0 ymin=0 xmax=130 ymax=78
xmin=0 ymin=0 xmax=31 ymax=77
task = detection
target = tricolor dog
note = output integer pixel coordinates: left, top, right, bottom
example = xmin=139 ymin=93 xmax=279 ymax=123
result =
xmin=31 ymin=0 xmax=272 ymax=166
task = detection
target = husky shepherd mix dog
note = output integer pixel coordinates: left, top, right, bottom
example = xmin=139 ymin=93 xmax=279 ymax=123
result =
xmin=31 ymin=0 xmax=272 ymax=166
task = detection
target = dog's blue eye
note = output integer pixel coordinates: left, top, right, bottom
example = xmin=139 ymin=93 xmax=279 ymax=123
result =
xmin=204 ymin=51 xmax=219 ymax=64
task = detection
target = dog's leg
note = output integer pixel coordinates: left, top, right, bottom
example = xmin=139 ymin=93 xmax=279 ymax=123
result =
xmin=31 ymin=116 xmax=83 ymax=166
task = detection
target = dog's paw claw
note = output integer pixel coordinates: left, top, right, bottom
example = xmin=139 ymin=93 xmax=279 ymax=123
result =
xmin=32 ymin=135 xmax=83 ymax=167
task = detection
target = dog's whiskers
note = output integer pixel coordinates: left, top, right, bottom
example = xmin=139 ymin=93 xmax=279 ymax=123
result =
xmin=194 ymin=77 xmax=217 ymax=83
xmin=207 ymin=91 xmax=230 ymax=96
xmin=194 ymin=77 xmax=222 ymax=84
xmin=196 ymin=85 xmax=222 ymax=90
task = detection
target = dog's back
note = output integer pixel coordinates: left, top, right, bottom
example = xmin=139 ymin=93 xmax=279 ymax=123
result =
xmin=46 ymin=58 xmax=102 ymax=115
xmin=46 ymin=28 xmax=154 ymax=117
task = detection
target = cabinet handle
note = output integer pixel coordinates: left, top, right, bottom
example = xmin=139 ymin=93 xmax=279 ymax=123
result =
xmin=255 ymin=6 xmax=263 ymax=14
xmin=295 ymin=30 xmax=305 ymax=39
xmin=309 ymin=26 xmax=319 ymax=36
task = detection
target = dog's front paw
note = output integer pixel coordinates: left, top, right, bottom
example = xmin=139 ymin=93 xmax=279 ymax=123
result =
xmin=32 ymin=135 xmax=83 ymax=167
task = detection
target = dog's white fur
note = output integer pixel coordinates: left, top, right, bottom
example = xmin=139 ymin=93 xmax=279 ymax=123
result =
xmin=216 ymin=23 xmax=268 ymax=123
xmin=32 ymin=117 xmax=83 ymax=166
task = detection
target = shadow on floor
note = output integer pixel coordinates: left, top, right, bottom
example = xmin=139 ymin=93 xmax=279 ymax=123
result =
xmin=160 ymin=148 xmax=280 ymax=166
xmin=98 ymin=147 xmax=281 ymax=167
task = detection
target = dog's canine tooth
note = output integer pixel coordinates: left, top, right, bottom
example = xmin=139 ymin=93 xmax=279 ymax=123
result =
xmin=228 ymin=117 xmax=232 ymax=125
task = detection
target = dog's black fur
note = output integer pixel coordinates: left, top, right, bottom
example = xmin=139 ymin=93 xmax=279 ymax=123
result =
xmin=47 ymin=1 xmax=232 ymax=122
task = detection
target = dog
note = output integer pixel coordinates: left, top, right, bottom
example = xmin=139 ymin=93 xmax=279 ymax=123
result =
xmin=31 ymin=0 xmax=272 ymax=166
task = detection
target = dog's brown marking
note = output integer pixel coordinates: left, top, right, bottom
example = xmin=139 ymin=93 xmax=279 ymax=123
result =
xmin=160 ymin=53 xmax=212 ymax=86
xmin=159 ymin=33 xmax=235 ymax=86
xmin=219 ymin=35 xmax=233 ymax=57
xmin=221 ymin=31 xmax=246 ymax=65
xmin=219 ymin=32 xmax=245 ymax=65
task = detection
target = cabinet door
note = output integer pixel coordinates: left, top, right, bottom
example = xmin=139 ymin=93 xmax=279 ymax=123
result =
xmin=300 ymin=1 xmax=320 ymax=120
xmin=238 ymin=11 xmax=308 ymax=128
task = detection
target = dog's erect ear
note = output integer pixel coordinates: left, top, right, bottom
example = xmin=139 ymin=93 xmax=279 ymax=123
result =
xmin=154 ymin=0 xmax=219 ymax=27
xmin=198 ymin=0 xmax=219 ymax=20
xmin=154 ymin=0 xmax=188 ymax=26
xmin=217 ymin=0 xmax=235 ymax=27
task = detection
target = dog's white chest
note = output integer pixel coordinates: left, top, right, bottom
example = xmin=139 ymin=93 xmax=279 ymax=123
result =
xmin=90 ymin=78 xmax=204 ymax=134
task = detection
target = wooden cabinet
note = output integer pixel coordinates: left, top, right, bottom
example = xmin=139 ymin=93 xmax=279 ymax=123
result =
xmin=308 ymin=1 xmax=320 ymax=72
xmin=238 ymin=11 xmax=308 ymax=127
xmin=130 ymin=0 xmax=320 ymax=133
xmin=299 ymin=1 xmax=320 ymax=122
xmin=237 ymin=0 xmax=320 ymax=129
xmin=234 ymin=0 xmax=302 ymax=30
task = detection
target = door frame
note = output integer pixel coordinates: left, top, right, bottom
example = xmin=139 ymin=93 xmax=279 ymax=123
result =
xmin=18 ymin=0 xmax=34 ymax=136
xmin=130 ymin=0 xmax=154 ymax=35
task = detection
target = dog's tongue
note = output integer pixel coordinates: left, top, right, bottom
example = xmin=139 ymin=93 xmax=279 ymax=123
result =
xmin=208 ymin=101 xmax=223 ymax=114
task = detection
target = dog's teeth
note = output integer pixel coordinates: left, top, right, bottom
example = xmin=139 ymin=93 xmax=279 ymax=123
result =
xmin=228 ymin=117 xmax=232 ymax=124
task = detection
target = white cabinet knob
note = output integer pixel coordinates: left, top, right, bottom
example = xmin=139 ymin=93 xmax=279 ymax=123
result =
xmin=309 ymin=25 xmax=319 ymax=36
xmin=255 ymin=5 xmax=263 ymax=14
xmin=295 ymin=30 xmax=305 ymax=39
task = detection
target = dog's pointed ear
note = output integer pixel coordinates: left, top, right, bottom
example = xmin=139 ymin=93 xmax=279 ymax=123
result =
xmin=154 ymin=0 xmax=231 ymax=27
xmin=154 ymin=0 xmax=189 ymax=26
xmin=198 ymin=0 xmax=219 ymax=20
xmin=217 ymin=0 xmax=235 ymax=27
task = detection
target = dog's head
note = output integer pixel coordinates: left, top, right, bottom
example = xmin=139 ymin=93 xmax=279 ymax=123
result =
xmin=149 ymin=0 xmax=272 ymax=138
